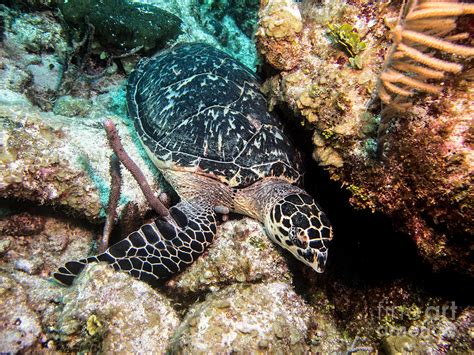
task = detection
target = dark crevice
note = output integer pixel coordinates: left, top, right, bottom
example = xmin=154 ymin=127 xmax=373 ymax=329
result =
xmin=267 ymin=100 xmax=473 ymax=307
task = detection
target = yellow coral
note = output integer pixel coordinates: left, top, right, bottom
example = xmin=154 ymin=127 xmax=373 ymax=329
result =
xmin=86 ymin=314 xmax=103 ymax=336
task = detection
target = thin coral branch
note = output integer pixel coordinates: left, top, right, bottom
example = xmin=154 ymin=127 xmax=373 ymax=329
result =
xmin=103 ymin=119 xmax=169 ymax=217
xmin=397 ymin=43 xmax=463 ymax=73
xmin=405 ymin=19 xmax=456 ymax=32
xmin=383 ymin=80 xmax=414 ymax=96
xmin=382 ymin=68 xmax=443 ymax=93
xmin=444 ymin=33 xmax=470 ymax=41
xmin=100 ymin=153 xmax=122 ymax=253
xmin=393 ymin=62 xmax=445 ymax=79
xmin=402 ymin=30 xmax=474 ymax=56
xmin=378 ymin=85 xmax=393 ymax=105
xmin=377 ymin=0 xmax=474 ymax=110
xmin=407 ymin=6 xmax=474 ymax=21
xmin=417 ymin=1 xmax=474 ymax=10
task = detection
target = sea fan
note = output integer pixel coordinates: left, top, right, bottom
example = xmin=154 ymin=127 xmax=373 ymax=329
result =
xmin=377 ymin=0 xmax=474 ymax=110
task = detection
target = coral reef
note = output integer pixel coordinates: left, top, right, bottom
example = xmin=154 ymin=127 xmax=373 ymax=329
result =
xmin=1 ymin=199 xmax=472 ymax=352
xmin=256 ymin=0 xmax=304 ymax=70
xmin=0 ymin=1 xmax=472 ymax=353
xmin=256 ymin=0 xmax=473 ymax=274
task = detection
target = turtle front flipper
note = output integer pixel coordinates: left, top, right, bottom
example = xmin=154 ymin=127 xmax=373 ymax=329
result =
xmin=53 ymin=201 xmax=217 ymax=286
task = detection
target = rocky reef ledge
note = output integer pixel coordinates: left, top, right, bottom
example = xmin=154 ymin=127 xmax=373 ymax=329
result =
xmin=0 ymin=0 xmax=472 ymax=353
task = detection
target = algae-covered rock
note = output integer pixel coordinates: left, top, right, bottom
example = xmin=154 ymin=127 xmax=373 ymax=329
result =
xmin=7 ymin=9 xmax=69 ymax=57
xmin=169 ymin=218 xmax=291 ymax=294
xmin=53 ymin=95 xmax=92 ymax=117
xmin=58 ymin=0 xmax=182 ymax=52
xmin=0 ymin=213 xmax=94 ymax=276
xmin=195 ymin=0 xmax=259 ymax=69
xmin=303 ymin=276 xmax=474 ymax=353
xmin=380 ymin=308 xmax=474 ymax=353
xmin=197 ymin=0 xmax=259 ymax=38
xmin=1 ymin=7 xmax=70 ymax=109
xmin=0 ymin=274 xmax=42 ymax=352
xmin=256 ymin=0 xmax=303 ymax=70
xmin=168 ymin=282 xmax=311 ymax=352
xmin=57 ymin=263 xmax=180 ymax=352
xmin=0 ymin=104 xmax=161 ymax=222
xmin=0 ymin=106 xmax=102 ymax=221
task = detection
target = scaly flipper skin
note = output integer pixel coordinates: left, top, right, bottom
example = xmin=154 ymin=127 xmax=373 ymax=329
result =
xmin=53 ymin=201 xmax=217 ymax=286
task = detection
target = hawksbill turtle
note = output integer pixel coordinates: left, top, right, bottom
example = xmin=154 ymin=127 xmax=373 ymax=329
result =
xmin=54 ymin=43 xmax=333 ymax=286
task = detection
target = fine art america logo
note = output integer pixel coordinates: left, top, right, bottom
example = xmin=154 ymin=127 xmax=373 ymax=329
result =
xmin=376 ymin=300 xmax=458 ymax=337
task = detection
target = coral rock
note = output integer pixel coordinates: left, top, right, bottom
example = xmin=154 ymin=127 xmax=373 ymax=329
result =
xmin=0 ymin=274 xmax=42 ymax=353
xmin=57 ymin=264 xmax=180 ymax=352
xmin=0 ymin=103 xmax=161 ymax=222
xmin=168 ymin=282 xmax=311 ymax=352
xmin=0 ymin=214 xmax=94 ymax=277
xmin=256 ymin=0 xmax=303 ymax=70
xmin=169 ymin=218 xmax=291 ymax=295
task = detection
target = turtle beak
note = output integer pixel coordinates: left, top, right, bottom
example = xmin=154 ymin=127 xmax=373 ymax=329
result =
xmin=314 ymin=250 xmax=328 ymax=273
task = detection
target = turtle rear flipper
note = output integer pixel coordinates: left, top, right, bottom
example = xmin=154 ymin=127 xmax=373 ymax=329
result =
xmin=53 ymin=201 xmax=217 ymax=286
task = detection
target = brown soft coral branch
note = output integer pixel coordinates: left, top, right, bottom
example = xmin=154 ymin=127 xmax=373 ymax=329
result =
xmin=99 ymin=154 xmax=122 ymax=253
xmin=103 ymin=119 xmax=169 ymax=217
xmin=377 ymin=0 xmax=474 ymax=108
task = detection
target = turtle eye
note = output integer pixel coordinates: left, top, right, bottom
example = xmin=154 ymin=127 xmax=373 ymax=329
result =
xmin=289 ymin=227 xmax=308 ymax=249
xmin=296 ymin=230 xmax=308 ymax=249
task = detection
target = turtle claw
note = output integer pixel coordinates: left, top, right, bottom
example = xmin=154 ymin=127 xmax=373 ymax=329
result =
xmin=214 ymin=205 xmax=230 ymax=222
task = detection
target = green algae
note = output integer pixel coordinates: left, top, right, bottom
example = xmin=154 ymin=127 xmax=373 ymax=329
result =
xmin=327 ymin=23 xmax=366 ymax=69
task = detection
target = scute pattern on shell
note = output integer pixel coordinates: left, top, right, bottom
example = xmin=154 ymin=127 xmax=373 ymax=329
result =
xmin=127 ymin=43 xmax=302 ymax=188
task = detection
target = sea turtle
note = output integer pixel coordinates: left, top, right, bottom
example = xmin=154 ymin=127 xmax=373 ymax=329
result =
xmin=53 ymin=43 xmax=333 ymax=286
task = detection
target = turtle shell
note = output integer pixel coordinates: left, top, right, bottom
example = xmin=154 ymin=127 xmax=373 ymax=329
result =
xmin=127 ymin=43 xmax=302 ymax=188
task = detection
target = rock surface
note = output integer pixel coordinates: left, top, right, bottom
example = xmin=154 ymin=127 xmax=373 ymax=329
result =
xmin=168 ymin=282 xmax=312 ymax=352
xmin=169 ymin=218 xmax=291 ymax=295
xmin=0 ymin=104 xmax=159 ymax=222
xmin=57 ymin=264 xmax=180 ymax=352
xmin=0 ymin=274 xmax=42 ymax=353
xmin=0 ymin=213 xmax=94 ymax=277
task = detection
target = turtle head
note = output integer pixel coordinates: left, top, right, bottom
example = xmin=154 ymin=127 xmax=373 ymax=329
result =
xmin=264 ymin=193 xmax=333 ymax=272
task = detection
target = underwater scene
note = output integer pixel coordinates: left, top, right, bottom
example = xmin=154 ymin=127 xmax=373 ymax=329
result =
xmin=0 ymin=0 xmax=473 ymax=352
